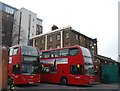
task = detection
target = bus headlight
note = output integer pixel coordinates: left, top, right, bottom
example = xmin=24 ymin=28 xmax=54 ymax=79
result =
xmin=77 ymin=64 xmax=80 ymax=68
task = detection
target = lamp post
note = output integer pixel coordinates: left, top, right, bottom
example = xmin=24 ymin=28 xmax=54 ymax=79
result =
xmin=90 ymin=42 xmax=96 ymax=61
xmin=91 ymin=46 xmax=94 ymax=61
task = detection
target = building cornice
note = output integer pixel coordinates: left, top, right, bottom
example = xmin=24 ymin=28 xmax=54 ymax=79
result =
xmin=31 ymin=25 xmax=72 ymax=39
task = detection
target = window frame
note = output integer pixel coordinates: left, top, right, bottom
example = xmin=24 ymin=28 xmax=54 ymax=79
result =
xmin=56 ymin=44 xmax=60 ymax=48
xmin=76 ymin=34 xmax=79 ymax=40
xmin=65 ymin=32 xmax=69 ymax=39
xmin=41 ymin=39 xmax=44 ymax=44
xmin=56 ymin=34 xmax=60 ymax=41
xmin=49 ymin=36 xmax=52 ymax=42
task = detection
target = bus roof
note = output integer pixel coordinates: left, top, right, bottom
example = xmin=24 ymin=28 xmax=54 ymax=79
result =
xmin=40 ymin=45 xmax=90 ymax=53
xmin=10 ymin=44 xmax=34 ymax=48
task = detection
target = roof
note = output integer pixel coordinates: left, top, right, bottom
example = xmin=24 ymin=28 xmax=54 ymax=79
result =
xmin=95 ymin=55 xmax=117 ymax=63
xmin=0 ymin=2 xmax=18 ymax=11
xmin=37 ymin=18 xmax=43 ymax=22
xmin=31 ymin=25 xmax=97 ymax=42
xmin=31 ymin=25 xmax=72 ymax=39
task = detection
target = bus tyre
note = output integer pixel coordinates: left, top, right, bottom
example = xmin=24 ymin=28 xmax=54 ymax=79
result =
xmin=60 ymin=77 xmax=68 ymax=85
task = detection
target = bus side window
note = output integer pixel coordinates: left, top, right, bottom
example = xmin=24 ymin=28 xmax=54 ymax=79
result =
xmin=51 ymin=50 xmax=59 ymax=57
xmin=12 ymin=64 xmax=20 ymax=74
xmin=69 ymin=48 xmax=79 ymax=56
xmin=59 ymin=49 xmax=69 ymax=56
xmin=41 ymin=66 xmax=50 ymax=73
xmin=51 ymin=51 xmax=54 ymax=57
xmin=43 ymin=52 xmax=51 ymax=58
xmin=39 ymin=52 xmax=43 ymax=58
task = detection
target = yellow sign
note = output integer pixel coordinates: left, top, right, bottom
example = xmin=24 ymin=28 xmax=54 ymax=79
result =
xmin=16 ymin=64 xmax=18 ymax=68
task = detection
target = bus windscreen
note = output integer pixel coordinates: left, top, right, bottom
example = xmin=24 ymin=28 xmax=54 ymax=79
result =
xmin=22 ymin=46 xmax=38 ymax=56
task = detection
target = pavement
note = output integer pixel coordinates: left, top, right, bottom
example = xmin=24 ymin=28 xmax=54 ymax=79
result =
xmin=6 ymin=82 xmax=120 ymax=91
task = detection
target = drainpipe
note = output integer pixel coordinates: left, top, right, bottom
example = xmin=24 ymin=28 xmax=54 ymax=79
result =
xmin=33 ymin=39 xmax=35 ymax=47
xmin=60 ymin=31 xmax=63 ymax=48
xmin=18 ymin=12 xmax=22 ymax=44
xmin=45 ymin=35 xmax=47 ymax=50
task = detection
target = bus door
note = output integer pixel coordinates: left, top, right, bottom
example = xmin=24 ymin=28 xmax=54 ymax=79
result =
xmin=69 ymin=64 xmax=84 ymax=84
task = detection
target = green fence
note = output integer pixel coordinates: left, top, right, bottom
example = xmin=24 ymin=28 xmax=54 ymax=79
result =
xmin=101 ymin=64 xmax=119 ymax=84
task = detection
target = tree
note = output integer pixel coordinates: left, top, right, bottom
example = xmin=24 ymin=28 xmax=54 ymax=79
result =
xmin=12 ymin=19 xmax=27 ymax=46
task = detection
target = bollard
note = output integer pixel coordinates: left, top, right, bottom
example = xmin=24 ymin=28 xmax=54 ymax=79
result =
xmin=1 ymin=47 xmax=8 ymax=91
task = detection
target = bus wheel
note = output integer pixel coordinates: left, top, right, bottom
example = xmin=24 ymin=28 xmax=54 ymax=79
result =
xmin=60 ymin=77 xmax=68 ymax=85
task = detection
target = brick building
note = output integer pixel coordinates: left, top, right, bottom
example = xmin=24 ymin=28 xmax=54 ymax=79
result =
xmin=0 ymin=2 xmax=17 ymax=47
xmin=30 ymin=26 xmax=98 ymax=56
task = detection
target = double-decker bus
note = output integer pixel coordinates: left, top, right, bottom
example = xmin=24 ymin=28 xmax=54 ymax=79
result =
xmin=8 ymin=45 xmax=40 ymax=84
xmin=40 ymin=45 xmax=95 ymax=85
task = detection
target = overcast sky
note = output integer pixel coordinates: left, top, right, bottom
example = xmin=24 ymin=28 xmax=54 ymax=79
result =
xmin=1 ymin=0 xmax=119 ymax=61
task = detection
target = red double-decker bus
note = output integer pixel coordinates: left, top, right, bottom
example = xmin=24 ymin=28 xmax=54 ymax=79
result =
xmin=8 ymin=45 xmax=40 ymax=84
xmin=40 ymin=45 xmax=95 ymax=85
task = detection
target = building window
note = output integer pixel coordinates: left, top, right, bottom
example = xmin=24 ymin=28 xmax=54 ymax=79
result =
xmin=5 ymin=6 xmax=14 ymax=14
xmin=65 ymin=32 xmax=69 ymax=39
xmin=56 ymin=44 xmax=60 ymax=48
xmin=36 ymin=25 xmax=39 ymax=35
xmin=35 ymin=39 xmax=37 ymax=45
xmin=65 ymin=42 xmax=70 ymax=47
xmin=40 ymin=48 xmax=43 ymax=51
xmin=76 ymin=35 xmax=79 ymax=40
xmin=40 ymin=26 xmax=43 ymax=34
xmin=41 ymin=39 xmax=44 ymax=44
xmin=56 ymin=34 xmax=60 ymax=41
xmin=49 ymin=46 xmax=52 ymax=50
xmin=49 ymin=36 xmax=52 ymax=42
xmin=32 ymin=33 xmax=34 ymax=36
xmin=7 ymin=14 xmax=9 ymax=18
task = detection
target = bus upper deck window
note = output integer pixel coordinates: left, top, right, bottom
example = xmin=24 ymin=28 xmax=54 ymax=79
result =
xmin=51 ymin=50 xmax=59 ymax=57
xmin=43 ymin=52 xmax=50 ymax=58
xmin=39 ymin=52 xmax=43 ymax=58
xmin=13 ymin=47 xmax=19 ymax=55
xmin=69 ymin=48 xmax=79 ymax=56
xmin=9 ymin=48 xmax=13 ymax=56
xmin=59 ymin=49 xmax=69 ymax=56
